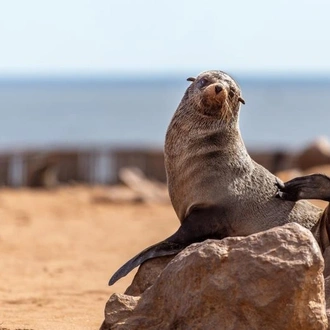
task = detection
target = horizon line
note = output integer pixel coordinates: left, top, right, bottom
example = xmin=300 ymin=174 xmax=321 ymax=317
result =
xmin=0 ymin=71 xmax=330 ymax=84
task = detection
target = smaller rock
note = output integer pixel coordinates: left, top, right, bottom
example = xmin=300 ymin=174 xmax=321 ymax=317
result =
xmin=100 ymin=293 xmax=139 ymax=330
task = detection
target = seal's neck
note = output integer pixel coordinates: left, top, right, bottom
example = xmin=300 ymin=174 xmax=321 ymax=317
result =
xmin=194 ymin=121 xmax=250 ymax=160
xmin=165 ymin=110 xmax=251 ymax=169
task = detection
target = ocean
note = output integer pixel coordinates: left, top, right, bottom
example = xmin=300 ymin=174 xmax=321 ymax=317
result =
xmin=0 ymin=76 xmax=330 ymax=152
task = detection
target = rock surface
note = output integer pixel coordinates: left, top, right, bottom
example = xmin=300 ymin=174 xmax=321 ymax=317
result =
xmin=101 ymin=223 xmax=327 ymax=330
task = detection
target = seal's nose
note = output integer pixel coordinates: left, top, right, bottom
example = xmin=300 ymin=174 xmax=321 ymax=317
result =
xmin=215 ymin=85 xmax=223 ymax=94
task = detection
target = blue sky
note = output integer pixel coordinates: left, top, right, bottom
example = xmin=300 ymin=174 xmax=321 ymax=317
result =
xmin=0 ymin=0 xmax=330 ymax=76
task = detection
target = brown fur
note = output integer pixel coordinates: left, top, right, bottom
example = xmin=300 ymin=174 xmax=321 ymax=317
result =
xmin=109 ymin=70 xmax=327 ymax=285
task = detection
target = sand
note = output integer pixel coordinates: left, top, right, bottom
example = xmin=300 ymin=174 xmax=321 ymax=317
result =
xmin=0 ymin=186 xmax=178 ymax=330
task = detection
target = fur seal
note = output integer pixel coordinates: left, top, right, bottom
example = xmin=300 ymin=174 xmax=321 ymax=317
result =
xmin=109 ymin=70 xmax=328 ymax=285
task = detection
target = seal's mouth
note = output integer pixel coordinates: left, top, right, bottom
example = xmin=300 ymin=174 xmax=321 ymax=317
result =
xmin=203 ymin=103 xmax=224 ymax=117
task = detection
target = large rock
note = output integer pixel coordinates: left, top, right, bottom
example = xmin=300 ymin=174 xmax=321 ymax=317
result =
xmin=101 ymin=223 xmax=327 ymax=330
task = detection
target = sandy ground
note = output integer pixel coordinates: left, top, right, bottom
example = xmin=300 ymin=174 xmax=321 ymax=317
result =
xmin=1 ymin=183 xmax=327 ymax=330
xmin=0 ymin=186 xmax=178 ymax=330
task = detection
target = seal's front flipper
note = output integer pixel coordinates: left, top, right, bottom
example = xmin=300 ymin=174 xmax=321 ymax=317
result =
xmin=108 ymin=240 xmax=184 ymax=286
xmin=276 ymin=174 xmax=330 ymax=202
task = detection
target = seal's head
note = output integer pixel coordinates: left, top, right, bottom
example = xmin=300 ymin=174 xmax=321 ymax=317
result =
xmin=184 ymin=70 xmax=245 ymax=123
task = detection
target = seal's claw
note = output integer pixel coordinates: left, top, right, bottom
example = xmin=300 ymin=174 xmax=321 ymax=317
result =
xmin=275 ymin=191 xmax=283 ymax=199
xmin=275 ymin=178 xmax=297 ymax=201
xmin=276 ymin=191 xmax=294 ymax=201
xmin=275 ymin=178 xmax=287 ymax=199
xmin=275 ymin=182 xmax=300 ymax=201
xmin=275 ymin=178 xmax=285 ymax=190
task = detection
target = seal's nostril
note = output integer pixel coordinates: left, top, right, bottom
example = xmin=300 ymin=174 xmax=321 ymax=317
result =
xmin=215 ymin=85 xmax=223 ymax=94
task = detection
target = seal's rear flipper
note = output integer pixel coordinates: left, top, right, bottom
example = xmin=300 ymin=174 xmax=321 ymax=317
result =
xmin=276 ymin=174 xmax=330 ymax=202
xmin=108 ymin=240 xmax=185 ymax=285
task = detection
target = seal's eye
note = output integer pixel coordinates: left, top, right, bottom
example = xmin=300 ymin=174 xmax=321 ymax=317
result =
xmin=229 ymin=88 xmax=235 ymax=98
xmin=197 ymin=78 xmax=209 ymax=89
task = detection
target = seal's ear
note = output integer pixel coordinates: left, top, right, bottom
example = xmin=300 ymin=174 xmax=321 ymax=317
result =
xmin=238 ymin=97 xmax=245 ymax=105
xmin=187 ymin=77 xmax=196 ymax=82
